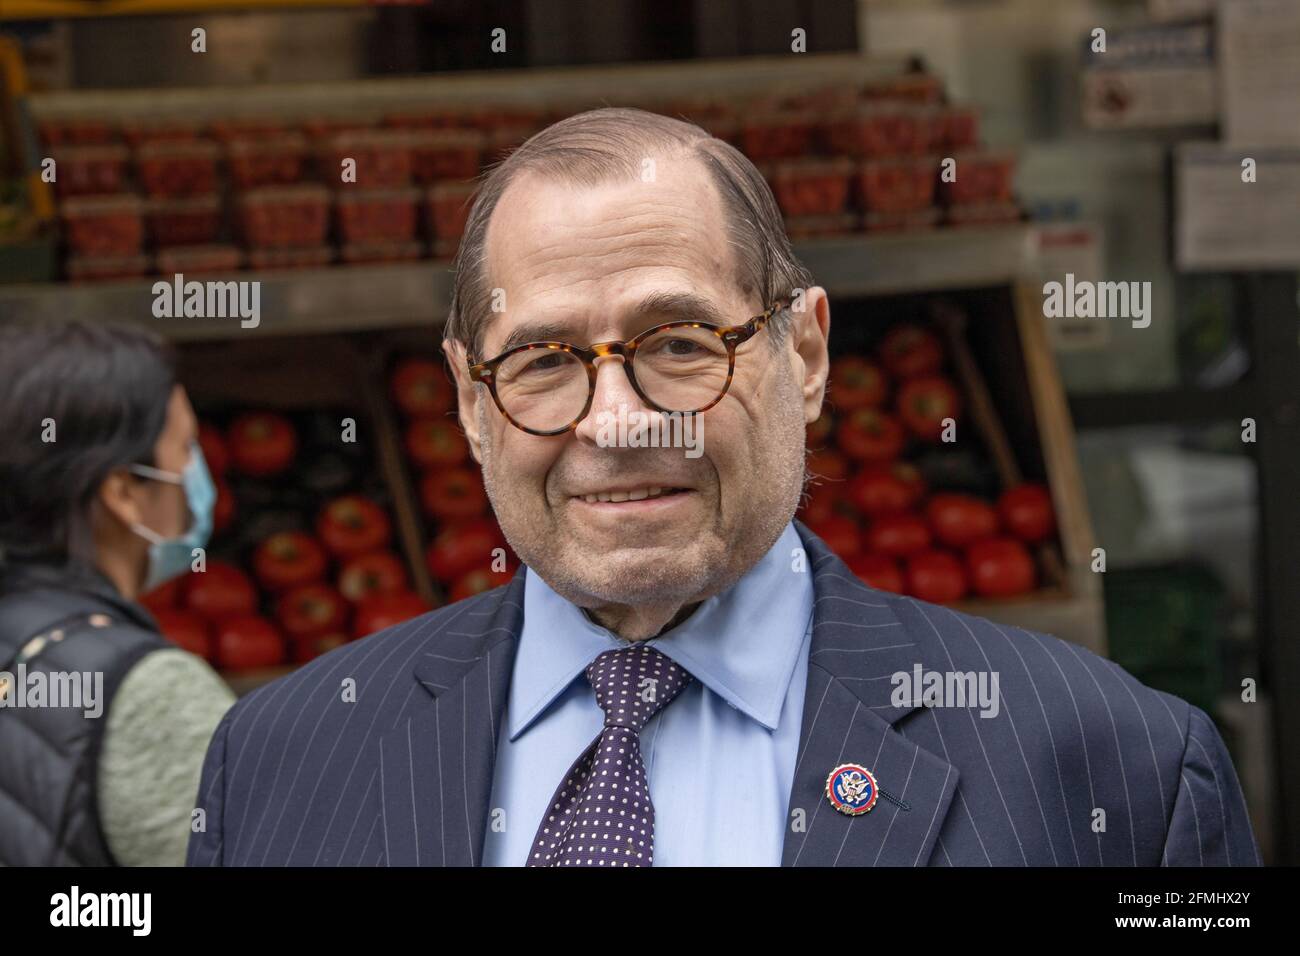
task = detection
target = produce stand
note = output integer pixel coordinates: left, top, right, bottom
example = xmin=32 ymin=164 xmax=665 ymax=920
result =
xmin=0 ymin=53 xmax=1105 ymax=688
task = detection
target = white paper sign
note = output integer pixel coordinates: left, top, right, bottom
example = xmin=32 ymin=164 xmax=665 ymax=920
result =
xmin=1176 ymin=142 xmax=1300 ymax=269
xmin=1219 ymin=0 xmax=1300 ymax=147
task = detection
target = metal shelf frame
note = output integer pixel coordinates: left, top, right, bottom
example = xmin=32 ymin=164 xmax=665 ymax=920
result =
xmin=0 ymin=225 xmax=1036 ymax=338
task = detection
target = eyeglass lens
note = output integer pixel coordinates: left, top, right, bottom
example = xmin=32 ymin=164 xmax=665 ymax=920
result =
xmin=494 ymin=325 xmax=731 ymax=431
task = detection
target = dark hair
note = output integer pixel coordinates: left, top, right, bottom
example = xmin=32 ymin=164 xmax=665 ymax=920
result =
xmin=0 ymin=319 xmax=177 ymax=568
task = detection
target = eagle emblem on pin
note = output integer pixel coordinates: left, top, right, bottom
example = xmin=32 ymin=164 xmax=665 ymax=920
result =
xmin=825 ymin=763 xmax=879 ymax=816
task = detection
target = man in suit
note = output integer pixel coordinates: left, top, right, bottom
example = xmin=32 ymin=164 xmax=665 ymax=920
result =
xmin=187 ymin=107 xmax=1259 ymax=867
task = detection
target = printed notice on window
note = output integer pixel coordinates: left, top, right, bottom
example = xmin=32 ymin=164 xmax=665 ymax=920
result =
xmin=1176 ymin=143 xmax=1300 ymax=269
xmin=1219 ymin=0 xmax=1300 ymax=147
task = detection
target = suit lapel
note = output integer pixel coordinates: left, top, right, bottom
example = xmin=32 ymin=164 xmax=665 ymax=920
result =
xmin=376 ymin=523 xmax=959 ymax=868
xmin=782 ymin=521 xmax=959 ymax=867
xmin=377 ymin=570 xmax=525 ymax=866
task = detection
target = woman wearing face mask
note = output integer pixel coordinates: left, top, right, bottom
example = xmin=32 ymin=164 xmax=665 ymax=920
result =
xmin=0 ymin=319 xmax=235 ymax=866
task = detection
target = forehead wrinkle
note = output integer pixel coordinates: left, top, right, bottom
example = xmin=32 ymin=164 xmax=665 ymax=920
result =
xmin=482 ymin=279 xmax=735 ymax=359
xmin=509 ymin=202 xmax=716 ymax=265
xmin=492 ymin=172 xmax=726 ymax=271
xmin=479 ymin=165 xmax=740 ymax=356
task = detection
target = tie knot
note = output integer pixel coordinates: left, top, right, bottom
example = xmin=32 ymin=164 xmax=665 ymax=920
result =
xmin=585 ymin=643 xmax=692 ymax=732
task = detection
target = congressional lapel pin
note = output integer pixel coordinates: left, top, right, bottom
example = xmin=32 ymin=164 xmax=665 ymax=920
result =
xmin=825 ymin=763 xmax=879 ymax=816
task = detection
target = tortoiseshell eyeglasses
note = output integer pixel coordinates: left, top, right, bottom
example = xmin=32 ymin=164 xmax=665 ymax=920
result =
xmin=467 ymin=300 xmax=787 ymax=436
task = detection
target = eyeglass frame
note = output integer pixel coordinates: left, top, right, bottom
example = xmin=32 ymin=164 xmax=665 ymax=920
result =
xmin=466 ymin=299 xmax=789 ymax=436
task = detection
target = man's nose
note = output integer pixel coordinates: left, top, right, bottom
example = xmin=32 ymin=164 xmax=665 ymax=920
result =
xmin=573 ymin=353 xmax=653 ymax=443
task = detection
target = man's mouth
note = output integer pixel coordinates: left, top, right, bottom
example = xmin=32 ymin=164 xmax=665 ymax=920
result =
xmin=575 ymin=486 xmax=691 ymax=504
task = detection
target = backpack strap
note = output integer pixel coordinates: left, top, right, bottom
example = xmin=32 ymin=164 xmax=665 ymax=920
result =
xmin=0 ymin=610 xmax=120 ymax=700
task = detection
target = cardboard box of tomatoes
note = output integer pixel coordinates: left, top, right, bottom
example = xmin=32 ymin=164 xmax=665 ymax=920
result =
xmin=142 ymin=404 xmax=434 ymax=678
xmin=799 ymin=304 xmax=1064 ymax=609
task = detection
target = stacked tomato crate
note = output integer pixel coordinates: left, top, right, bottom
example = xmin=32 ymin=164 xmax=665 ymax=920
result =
xmin=660 ymin=72 xmax=1020 ymax=236
xmin=798 ymin=300 xmax=1063 ymax=607
xmin=37 ymin=105 xmax=551 ymax=281
xmin=48 ymin=117 xmax=221 ymax=281
xmin=39 ymin=75 xmax=1020 ymax=282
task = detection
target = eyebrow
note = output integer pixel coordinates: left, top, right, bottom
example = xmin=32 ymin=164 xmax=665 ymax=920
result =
xmin=485 ymin=291 xmax=732 ymax=358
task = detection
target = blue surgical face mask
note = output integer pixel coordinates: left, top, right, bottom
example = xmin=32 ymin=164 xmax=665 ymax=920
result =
xmin=128 ymin=442 xmax=216 ymax=592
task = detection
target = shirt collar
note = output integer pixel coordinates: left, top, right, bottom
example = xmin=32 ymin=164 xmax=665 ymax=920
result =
xmin=507 ymin=522 xmax=813 ymax=739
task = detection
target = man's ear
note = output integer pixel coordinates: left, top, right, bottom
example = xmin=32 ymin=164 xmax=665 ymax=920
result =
xmin=442 ymin=337 xmax=484 ymax=465
xmin=788 ymin=286 xmax=831 ymax=424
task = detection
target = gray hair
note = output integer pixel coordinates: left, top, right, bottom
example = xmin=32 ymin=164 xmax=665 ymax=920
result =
xmin=444 ymin=106 xmax=814 ymax=362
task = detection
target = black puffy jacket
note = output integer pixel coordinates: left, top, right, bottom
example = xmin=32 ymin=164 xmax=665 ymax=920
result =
xmin=0 ymin=561 xmax=166 ymax=865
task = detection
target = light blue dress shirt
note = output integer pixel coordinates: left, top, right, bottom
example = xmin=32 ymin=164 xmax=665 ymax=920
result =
xmin=482 ymin=521 xmax=815 ymax=866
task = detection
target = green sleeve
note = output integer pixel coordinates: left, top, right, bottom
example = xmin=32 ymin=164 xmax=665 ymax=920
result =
xmin=97 ymin=647 xmax=236 ymax=866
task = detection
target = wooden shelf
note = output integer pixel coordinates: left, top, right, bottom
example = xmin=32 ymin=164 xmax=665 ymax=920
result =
xmin=952 ymin=590 xmax=1104 ymax=653
xmin=0 ymin=226 xmax=1035 ymax=340
xmin=220 ymin=665 xmax=295 ymax=697
xmin=0 ymin=0 xmax=361 ymax=20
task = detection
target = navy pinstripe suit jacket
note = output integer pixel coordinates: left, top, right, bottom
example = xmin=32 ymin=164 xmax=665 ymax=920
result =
xmin=186 ymin=520 xmax=1260 ymax=867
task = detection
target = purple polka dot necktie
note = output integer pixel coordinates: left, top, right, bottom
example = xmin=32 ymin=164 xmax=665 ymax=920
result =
xmin=527 ymin=643 xmax=693 ymax=867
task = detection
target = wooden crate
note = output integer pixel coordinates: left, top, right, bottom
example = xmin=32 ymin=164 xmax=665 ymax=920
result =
xmin=812 ymin=283 xmax=1104 ymax=655
xmin=176 ymin=334 xmax=437 ymax=693
xmin=363 ymin=327 xmax=499 ymax=604
xmin=939 ymin=284 xmax=1104 ymax=654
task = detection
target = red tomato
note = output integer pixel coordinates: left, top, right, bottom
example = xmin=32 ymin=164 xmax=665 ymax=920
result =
xmin=317 ymin=495 xmax=393 ymax=559
xmin=866 ymin=513 xmax=932 ymax=556
xmin=354 ymin=591 xmax=433 ymax=638
xmin=152 ymin=608 xmax=211 ymax=659
xmin=848 ymin=464 xmax=925 ymax=516
xmin=806 ymin=447 xmax=850 ymax=481
xmin=391 ymin=357 xmax=454 ymax=418
xmin=449 ymin=562 xmax=518 ymax=602
xmin=966 ymin=538 xmax=1037 ymax=598
xmin=227 ymin=411 xmax=298 ymax=477
xmin=925 ymin=493 xmax=999 ymax=548
xmin=198 ymin=422 xmax=228 ymax=475
xmin=846 ymin=553 xmax=905 ymax=594
xmin=905 ymin=550 xmax=969 ymax=603
xmin=829 ymin=356 xmax=888 ymax=411
xmin=253 ymin=531 xmax=329 ymax=592
xmin=425 ymin=519 xmax=508 ymax=582
xmin=214 ymin=615 xmax=285 ymax=671
xmin=897 ymin=375 xmax=961 ymax=442
xmin=797 ymin=481 xmax=846 ymax=526
xmin=183 ymin=561 xmax=257 ymax=621
xmin=878 ymin=324 xmax=944 ymax=379
xmin=338 ymin=551 xmax=409 ymax=603
xmin=806 ymin=515 xmax=862 ymax=559
xmin=807 ymin=410 xmax=834 ymax=447
xmin=289 ymin=631 xmax=349 ymax=664
xmin=420 ymin=467 xmax=489 ymax=522
xmin=139 ymin=576 xmax=182 ymax=615
xmin=405 ymin=418 xmax=469 ymax=469
xmin=836 ymin=409 xmax=906 ymax=462
xmin=998 ymin=483 xmax=1056 ymax=543
xmin=213 ymin=478 xmax=236 ymax=536
xmin=276 ymin=582 xmax=350 ymax=638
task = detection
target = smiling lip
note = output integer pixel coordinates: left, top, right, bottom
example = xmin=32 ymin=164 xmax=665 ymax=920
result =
xmin=572 ymin=486 xmax=690 ymax=504
xmin=569 ymin=487 xmax=697 ymax=512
